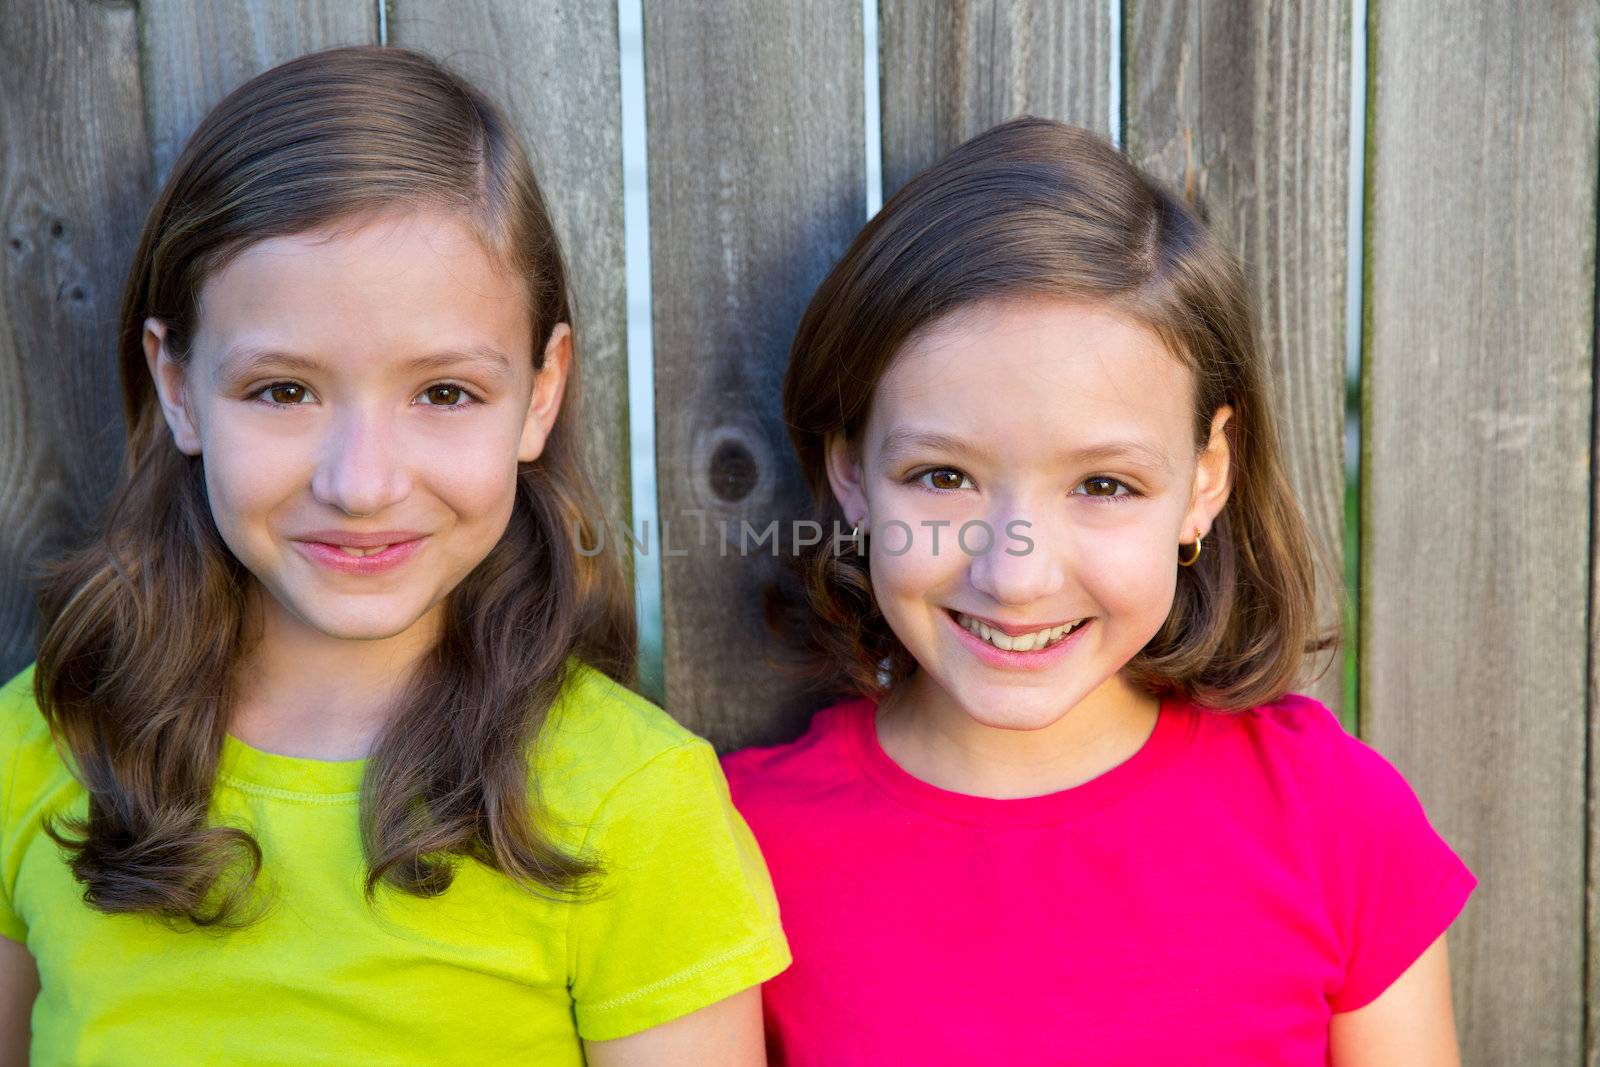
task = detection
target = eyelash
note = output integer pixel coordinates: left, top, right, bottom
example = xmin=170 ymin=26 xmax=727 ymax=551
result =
xmin=250 ymin=381 xmax=482 ymax=410
xmin=904 ymin=466 xmax=1142 ymax=503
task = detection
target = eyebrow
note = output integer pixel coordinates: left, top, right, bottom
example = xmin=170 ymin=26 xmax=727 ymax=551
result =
xmin=879 ymin=428 xmax=1173 ymax=473
xmin=216 ymin=344 xmax=517 ymax=382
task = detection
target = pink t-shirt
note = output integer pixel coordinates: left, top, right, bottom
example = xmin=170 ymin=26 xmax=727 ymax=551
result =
xmin=722 ymin=690 xmax=1476 ymax=1065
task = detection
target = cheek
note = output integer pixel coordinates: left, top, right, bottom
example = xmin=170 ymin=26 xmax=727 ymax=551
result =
xmin=419 ymin=432 xmax=522 ymax=530
xmin=197 ymin=423 xmax=308 ymax=540
xmin=1075 ymin=520 xmax=1179 ymax=616
xmin=866 ymin=487 xmax=980 ymax=589
xmin=867 ymin=521 xmax=967 ymax=594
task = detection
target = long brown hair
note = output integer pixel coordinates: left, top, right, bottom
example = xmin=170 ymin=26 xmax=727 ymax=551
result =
xmin=777 ymin=116 xmax=1337 ymax=712
xmin=32 ymin=46 xmax=636 ymax=927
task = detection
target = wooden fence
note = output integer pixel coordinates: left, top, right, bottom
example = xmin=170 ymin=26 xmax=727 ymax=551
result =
xmin=0 ymin=1 xmax=1593 ymax=1060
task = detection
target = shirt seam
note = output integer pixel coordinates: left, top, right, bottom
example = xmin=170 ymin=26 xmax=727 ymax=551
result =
xmin=842 ymin=704 xmax=1198 ymax=829
xmin=214 ymin=773 xmax=362 ymax=805
xmin=579 ymin=930 xmax=783 ymax=1015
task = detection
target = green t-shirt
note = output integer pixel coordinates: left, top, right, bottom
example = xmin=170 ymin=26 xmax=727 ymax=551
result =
xmin=0 ymin=660 xmax=790 ymax=1065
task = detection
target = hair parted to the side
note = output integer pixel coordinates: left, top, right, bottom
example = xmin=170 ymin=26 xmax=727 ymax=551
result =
xmin=774 ymin=116 xmax=1339 ymax=713
xmin=32 ymin=45 xmax=637 ymax=928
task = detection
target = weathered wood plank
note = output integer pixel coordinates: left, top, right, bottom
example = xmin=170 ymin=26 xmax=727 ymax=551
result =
xmin=0 ymin=1 xmax=151 ymax=679
xmin=390 ymin=2 xmax=633 ymax=553
xmin=1124 ymin=1 xmax=1350 ymax=716
xmin=646 ymin=0 xmax=864 ymax=749
xmin=1364 ymin=2 xmax=1596 ymax=1059
xmin=879 ymin=0 xmax=1111 ymax=198
xmin=140 ymin=0 xmax=377 ymax=183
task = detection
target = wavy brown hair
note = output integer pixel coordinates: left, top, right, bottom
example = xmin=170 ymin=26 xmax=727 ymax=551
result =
xmin=775 ymin=116 xmax=1338 ymax=712
xmin=31 ymin=46 xmax=636 ymax=927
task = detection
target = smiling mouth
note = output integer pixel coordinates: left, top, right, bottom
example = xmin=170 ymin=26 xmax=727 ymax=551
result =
xmin=292 ymin=535 xmax=428 ymax=572
xmin=328 ymin=544 xmax=398 ymax=557
xmin=949 ymin=609 xmax=1089 ymax=653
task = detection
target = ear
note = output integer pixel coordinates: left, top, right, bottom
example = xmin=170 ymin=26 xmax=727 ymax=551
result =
xmin=1183 ymin=404 xmax=1234 ymax=541
xmin=142 ymin=318 xmax=202 ymax=455
xmin=518 ymin=322 xmax=572 ymax=463
xmin=823 ymin=432 xmax=871 ymax=529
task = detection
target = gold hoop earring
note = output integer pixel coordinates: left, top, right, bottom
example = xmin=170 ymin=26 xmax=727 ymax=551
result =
xmin=1178 ymin=527 xmax=1203 ymax=567
xmin=834 ymin=519 xmax=867 ymax=556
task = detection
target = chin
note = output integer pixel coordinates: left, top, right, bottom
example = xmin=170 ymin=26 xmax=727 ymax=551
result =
xmin=288 ymin=597 xmax=437 ymax=643
xmin=950 ymin=683 xmax=1081 ymax=732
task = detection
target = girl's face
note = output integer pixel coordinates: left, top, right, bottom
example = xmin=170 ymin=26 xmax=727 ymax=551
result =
xmin=143 ymin=206 xmax=569 ymax=646
xmin=826 ymin=295 xmax=1232 ymax=732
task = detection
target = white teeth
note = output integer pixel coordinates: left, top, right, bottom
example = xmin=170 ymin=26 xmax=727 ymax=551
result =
xmin=957 ymin=612 xmax=1084 ymax=652
xmin=337 ymin=544 xmax=390 ymax=558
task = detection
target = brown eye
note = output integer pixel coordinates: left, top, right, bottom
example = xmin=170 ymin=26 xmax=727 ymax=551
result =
xmin=421 ymin=384 xmax=465 ymax=406
xmin=923 ymin=468 xmax=970 ymax=491
xmin=265 ymin=383 xmax=308 ymax=405
xmin=1076 ymin=476 xmax=1137 ymax=502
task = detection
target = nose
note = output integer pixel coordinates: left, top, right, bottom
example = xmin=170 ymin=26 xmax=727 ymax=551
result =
xmin=309 ymin=404 xmax=412 ymax=516
xmin=965 ymin=507 xmax=1067 ymax=607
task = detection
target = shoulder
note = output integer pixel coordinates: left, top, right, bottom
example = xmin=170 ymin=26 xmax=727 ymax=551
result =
xmin=0 ymin=663 xmax=46 ymax=747
xmin=720 ymin=698 xmax=865 ymax=817
xmin=540 ymin=658 xmax=703 ymax=765
xmin=532 ymin=659 xmax=721 ymax=841
xmin=1187 ymin=691 xmax=1462 ymax=880
xmin=1189 ymin=690 xmax=1367 ymax=788
xmin=0 ymin=664 xmax=70 ymax=799
xmin=1196 ymin=689 xmax=1345 ymax=747
xmin=1193 ymin=691 xmax=1418 ymax=806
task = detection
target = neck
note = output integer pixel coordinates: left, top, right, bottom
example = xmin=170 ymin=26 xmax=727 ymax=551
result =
xmin=874 ymin=669 xmax=1161 ymax=799
xmin=226 ymin=585 xmax=443 ymax=760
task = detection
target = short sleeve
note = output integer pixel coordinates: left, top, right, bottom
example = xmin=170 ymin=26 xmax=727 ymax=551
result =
xmin=1323 ymin=727 xmax=1476 ymax=1013
xmin=567 ymin=739 xmax=791 ymax=1041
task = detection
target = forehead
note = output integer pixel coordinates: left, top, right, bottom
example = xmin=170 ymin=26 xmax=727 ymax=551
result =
xmin=191 ymin=207 xmax=532 ymax=376
xmin=867 ymin=296 xmax=1195 ymax=462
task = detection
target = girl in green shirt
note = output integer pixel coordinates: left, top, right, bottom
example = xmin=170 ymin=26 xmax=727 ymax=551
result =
xmin=0 ymin=45 xmax=788 ymax=1066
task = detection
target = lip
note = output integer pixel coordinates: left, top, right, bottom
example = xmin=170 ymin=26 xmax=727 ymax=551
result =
xmin=296 ymin=529 xmax=427 ymax=548
xmin=944 ymin=607 xmax=1090 ymax=671
xmin=292 ymin=534 xmax=427 ymax=575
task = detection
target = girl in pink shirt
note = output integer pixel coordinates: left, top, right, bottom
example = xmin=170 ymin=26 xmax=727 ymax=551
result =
xmin=722 ymin=117 xmax=1475 ymax=1065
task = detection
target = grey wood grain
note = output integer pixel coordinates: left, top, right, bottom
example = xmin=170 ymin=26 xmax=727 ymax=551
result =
xmin=140 ymin=1 xmax=377 ymax=184
xmin=0 ymin=0 xmax=151 ymax=679
xmin=391 ymin=1 xmax=633 ymax=546
xmin=1124 ymin=0 xmax=1350 ymax=717
xmin=645 ymin=0 xmax=864 ymax=749
xmin=879 ymin=0 xmax=1111 ymax=198
xmin=1363 ymin=2 xmax=1596 ymax=1058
